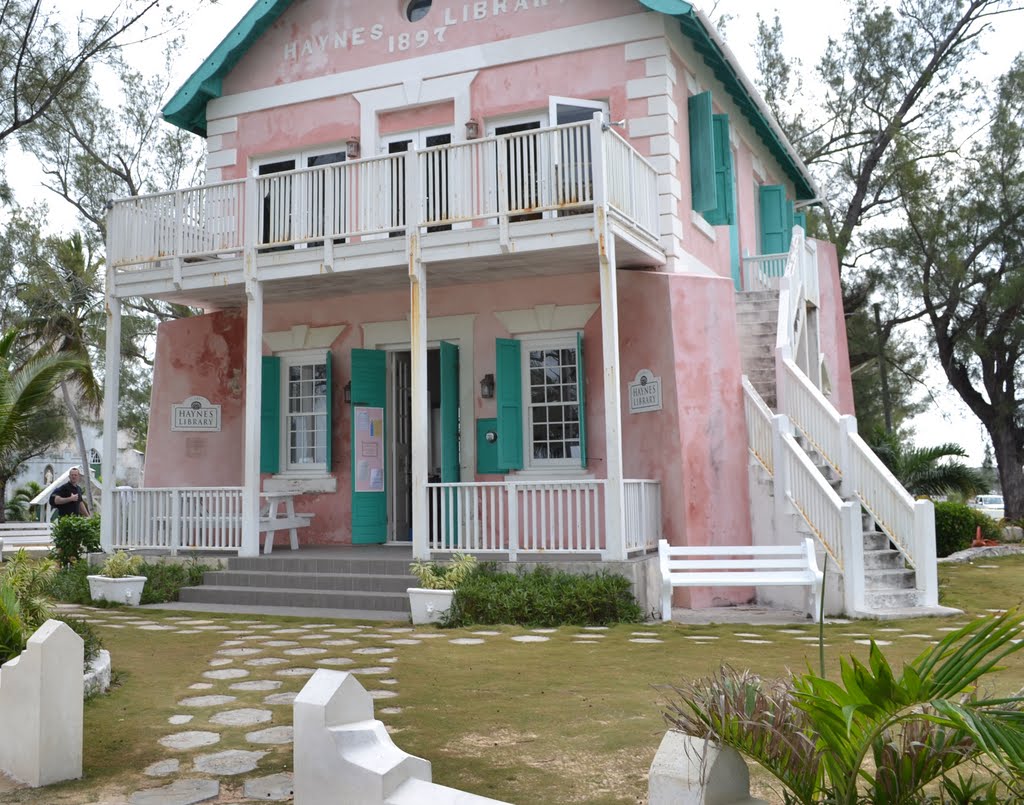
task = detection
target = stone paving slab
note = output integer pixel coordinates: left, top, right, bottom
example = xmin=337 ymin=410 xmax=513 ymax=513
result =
xmin=129 ymin=779 xmax=219 ymax=805
xmin=244 ymin=772 xmax=294 ymax=801
xmin=192 ymin=749 xmax=266 ymax=775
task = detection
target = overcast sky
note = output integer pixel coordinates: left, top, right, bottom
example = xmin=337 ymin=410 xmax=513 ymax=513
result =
xmin=12 ymin=0 xmax=1022 ymax=467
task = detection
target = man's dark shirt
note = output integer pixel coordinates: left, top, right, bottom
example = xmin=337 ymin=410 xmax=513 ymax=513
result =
xmin=51 ymin=481 xmax=83 ymax=517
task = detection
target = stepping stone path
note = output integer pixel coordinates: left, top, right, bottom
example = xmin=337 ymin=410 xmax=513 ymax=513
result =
xmin=511 ymin=635 xmax=549 ymax=643
xmin=144 ymin=759 xmax=180 ymax=777
xmin=247 ymin=726 xmax=294 ymax=745
xmin=202 ymin=668 xmax=249 ymax=680
xmin=247 ymin=657 xmax=288 ymax=666
xmin=210 ymin=708 xmax=272 ymax=727
xmin=193 ymin=749 xmax=266 ymax=775
xmin=245 ymin=772 xmax=294 ymax=801
xmin=130 ymin=778 xmax=219 ymax=804
xmin=168 ymin=715 xmax=194 ymax=725
xmin=179 ymin=695 xmax=236 ymax=708
xmin=159 ymin=731 xmax=220 ymax=751
xmin=231 ymin=680 xmax=283 ymax=691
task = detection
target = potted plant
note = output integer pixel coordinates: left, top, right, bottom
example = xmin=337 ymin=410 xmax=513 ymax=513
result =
xmin=407 ymin=554 xmax=477 ymax=625
xmin=87 ymin=551 xmax=147 ymax=606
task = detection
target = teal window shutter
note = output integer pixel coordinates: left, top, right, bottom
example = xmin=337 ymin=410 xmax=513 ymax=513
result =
xmin=260 ymin=356 xmax=280 ymax=474
xmin=350 ymin=349 xmax=387 ymax=544
xmin=785 ymin=199 xmax=795 ymax=251
xmin=324 ymin=350 xmax=333 ymax=469
xmin=704 ymin=114 xmax=734 ymax=225
xmin=688 ymin=91 xmax=716 ymax=213
xmin=759 ymin=185 xmax=788 ymax=254
xmin=495 ymin=338 xmax=523 ymax=470
xmin=576 ymin=331 xmax=587 ymax=468
xmin=794 ymin=211 xmax=807 ymax=232
xmin=439 ymin=341 xmax=461 ymax=483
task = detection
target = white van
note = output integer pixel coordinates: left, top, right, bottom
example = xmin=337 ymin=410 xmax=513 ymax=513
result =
xmin=971 ymin=495 xmax=1005 ymax=520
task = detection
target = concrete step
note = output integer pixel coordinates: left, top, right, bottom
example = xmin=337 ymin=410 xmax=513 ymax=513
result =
xmin=865 ymin=568 xmax=916 ymax=590
xmin=864 ymin=531 xmax=890 ymax=552
xmin=179 ymin=584 xmax=412 ymax=615
xmin=863 ymin=549 xmax=906 ymax=571
xmin=228 ymin=555 xmax=414 ymax=575
xmin=863 ymin=588 xmax=920 ymax=610
xmin=202 ymin=569 xmax=416 ymax=594
xmin=735 ymin=290 xmax=780 ymax=303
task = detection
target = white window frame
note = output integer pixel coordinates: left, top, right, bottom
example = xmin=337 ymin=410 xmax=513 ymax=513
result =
xmin=278 ymin=348 xmax=329 ymax=477
xmin=518 ymin=331 xmax=583 ymax=471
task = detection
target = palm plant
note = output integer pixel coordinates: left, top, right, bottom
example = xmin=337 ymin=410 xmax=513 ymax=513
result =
xmin=0 ymin=329 xmax=85 ymax=520
xmin=869 ymin=430 xmax=987 ymax=499
xmin=4 ymin=480 xmax=43 ymax=521
xmin=0 ymin=550 xmax=56 ymax=632
xmin=663 ymin=610 xmax=1024 ymax=804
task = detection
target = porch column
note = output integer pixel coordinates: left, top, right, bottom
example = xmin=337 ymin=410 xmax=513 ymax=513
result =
xmin=407 ymin=150 xmax=430 ymax=560
xmin=241 ymin=276 xmax=264 ymax=558
xmin=99 ymin=292 xmax=121 ymax=553
xmin=591 ymin=114 xmax=627 ymax=561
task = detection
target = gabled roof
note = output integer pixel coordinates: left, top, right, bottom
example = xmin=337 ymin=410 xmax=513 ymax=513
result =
xmin=163 ymin=0 xmax=816 ymax=199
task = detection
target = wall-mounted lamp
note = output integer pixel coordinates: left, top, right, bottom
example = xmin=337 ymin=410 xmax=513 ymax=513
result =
xmin=346 ymin=137 xmax=361 ymax=160
xmin=479 ymin=373 xmax=495 ymax=399
xmin=343 ymin=381 xmax=352 ymax=403
xmin=465 ymin=119 xmax=481 ymax=140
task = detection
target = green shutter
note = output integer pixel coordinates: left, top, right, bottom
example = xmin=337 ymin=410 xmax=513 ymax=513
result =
xmin=759 ymin=185 xmax=788 ymax=254
xmin=576 ymin=331 xmax=587 ymax=468
xmin=495 ymin=338 xmax=523 ymax=470
xmin=260 ymin=356 xmax=280 ymax=474
xmin=794 ymin=211 xmax=807 ymax=232
xmin=350 ymin=348 xmax=387 ymax=544
xmin=688 ymin=91 xmax=716 ymax=213
xmin=704 ymin=114 xmax=734 ymax=225
xmin=325 ymin=350 xmax=333 ymax=469
xmin=785 ymin=199 xmax=795 ymax=251
xmin=439 ymin=341 xmax=460 ymax=483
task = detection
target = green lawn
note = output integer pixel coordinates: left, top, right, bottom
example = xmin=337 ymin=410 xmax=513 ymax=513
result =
xmin=6 ymin=555 xmax=1024 ymax=804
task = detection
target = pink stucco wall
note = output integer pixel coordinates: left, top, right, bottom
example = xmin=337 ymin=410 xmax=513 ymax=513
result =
xmin=814 ymin=240 xmax=855 ymax=416
xmin=146 ymin=311 xmax=247 ymax=487
xmin=222 ymin=0 xmax=641 ymax=95
xmin=618 ymin=271 xmax=753 ymax=608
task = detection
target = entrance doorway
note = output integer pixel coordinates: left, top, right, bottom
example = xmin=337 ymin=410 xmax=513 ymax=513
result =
xmin=381 ymin=127 xmax=454 ymax=234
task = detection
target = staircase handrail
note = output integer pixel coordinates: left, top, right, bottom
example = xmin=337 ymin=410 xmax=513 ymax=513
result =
xmin=742 ymin=377 xmax=775 ymax=475
xmin=778 ymin=357 xmax=854 ymax=480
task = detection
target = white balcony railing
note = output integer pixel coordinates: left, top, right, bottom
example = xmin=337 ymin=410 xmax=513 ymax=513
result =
xmin=108 ymin=120 xmax=660 ymax=271
xmin=426 ymin=478 xmax=660 ymax=559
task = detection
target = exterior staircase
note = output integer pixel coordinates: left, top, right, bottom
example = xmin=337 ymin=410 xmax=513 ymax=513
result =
xmin=177 ymin=547 xmax=416 ymax=619
xmin=737 ymin=287 xmax=933 ymax=616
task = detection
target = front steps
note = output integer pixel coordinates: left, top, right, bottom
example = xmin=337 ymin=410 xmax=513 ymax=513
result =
xmin=736 ymin=290 xmax=779 ymax=409
xmin=178 ymin=549 xmax=416 ymax=619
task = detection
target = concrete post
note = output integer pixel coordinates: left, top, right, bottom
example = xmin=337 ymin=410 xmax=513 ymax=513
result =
xmin=99 ymin=292 xmax=121 ymax=554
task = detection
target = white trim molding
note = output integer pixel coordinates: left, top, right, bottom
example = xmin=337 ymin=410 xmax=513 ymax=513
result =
xmin=264 ymin=325 xmax=346 ymax=352
xmin=494 ymin=303 xmax=598 ymax=335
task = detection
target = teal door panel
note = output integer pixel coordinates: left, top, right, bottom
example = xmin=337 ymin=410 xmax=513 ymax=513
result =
xmin=351 ymin=349 xmax=387 ymax=544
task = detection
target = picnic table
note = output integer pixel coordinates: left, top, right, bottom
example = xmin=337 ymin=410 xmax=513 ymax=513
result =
xmin=260 ymin=492 xmax=314 ymax=555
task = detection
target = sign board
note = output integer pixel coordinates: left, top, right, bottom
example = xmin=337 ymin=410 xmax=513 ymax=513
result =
xmin=628 ymin=369 xmax=662 ymax=414
xmin=171 ymin=396 xmax=222 ymax=432
xmin=354 ymin=406 xmax=385 ymax=493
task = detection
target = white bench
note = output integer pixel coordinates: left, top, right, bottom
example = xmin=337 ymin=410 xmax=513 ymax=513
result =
xmin=0 ymin=522 xmax=54 ymax=560
xmin=260 ymin=493 xmax=314 ymax=555
xmin=658 ymin=538 xmax=823 ymax=622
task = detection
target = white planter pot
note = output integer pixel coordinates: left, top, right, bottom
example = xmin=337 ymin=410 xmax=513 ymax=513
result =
xmin=87 ymin=575 xmax=147 ymax=606
xmin=407 ymin=588 xmax=455 ymax=625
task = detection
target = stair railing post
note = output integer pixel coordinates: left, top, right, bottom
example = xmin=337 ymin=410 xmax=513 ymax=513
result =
xmin=771 ymin=414 xmax=793 ymax=546
xmin=837 ymin=415 xmax=858 ymax=499
xmin=914 ymin=499 xmax=938 ymax=607
xmin=841 ymin=500 xmax=864 ymax=615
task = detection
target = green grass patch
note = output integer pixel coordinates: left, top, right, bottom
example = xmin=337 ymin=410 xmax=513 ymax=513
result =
xmin=4 ymin=556 xmax=1024 ymax=804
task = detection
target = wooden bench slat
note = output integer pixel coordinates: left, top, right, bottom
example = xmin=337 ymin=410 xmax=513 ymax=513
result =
xmin=665 ymin=558 xmax=814 ymax=571
xmin=662 ymin=545 xmax=806 ymax=557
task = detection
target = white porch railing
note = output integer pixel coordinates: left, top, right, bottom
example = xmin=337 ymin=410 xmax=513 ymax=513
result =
xmin=742 ymin=376 xmax=774 ymax=475
xmin=426 ymin=479 xmax=660 ymax=559
xmin=111 ymin=487 xmax=243 ymax=553
xmin=740 ymin=253 xmax=787 ymax=292
xmin=108 ymin=119 xmax=660 ymax=271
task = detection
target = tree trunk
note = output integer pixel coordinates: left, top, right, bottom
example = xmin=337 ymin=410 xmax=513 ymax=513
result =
xmin=990 ymin=427 xmax=1024 ymax=521
xmin=0 ymin=477 xmax=6 ymax=523
xmin=61 ymin=379 xmax=95 ymax=512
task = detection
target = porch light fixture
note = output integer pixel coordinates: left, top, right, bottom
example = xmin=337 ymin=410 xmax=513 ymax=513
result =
xmin=465 ymin=119 xmax=481 ymax=140
xmin=343 ymin=381 xmax=352 ymax=403
xmin=479 ymin=373 xmax=495 ymax=399
xmin=345 ymin=137 xmax=361 ymax=160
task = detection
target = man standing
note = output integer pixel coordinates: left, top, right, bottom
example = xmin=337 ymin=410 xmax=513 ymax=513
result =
xmin=51 ymin=467 xmax=91 ymax=518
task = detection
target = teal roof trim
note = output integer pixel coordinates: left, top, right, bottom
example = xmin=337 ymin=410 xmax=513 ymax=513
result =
xmin=162 ymin=0 xmax=292 ymax=137
xmin=639 ymin=1 xmax=815 ymax=200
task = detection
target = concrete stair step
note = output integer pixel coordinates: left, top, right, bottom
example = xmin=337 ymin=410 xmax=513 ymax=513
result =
xmin=863 ymin=588 xmax=920 ymax=610
xmin=863 ymin=531 xmax=890 ymax=552
xmin=179 ymin=584 xmax=412 ymax=614
xmin=202 ymin=569 xmax=416 ymax=594
xmin=228 ymin=555 xmax=414 ymax=575
xmin=863 ymin=550 xmax=906 ymax=571
xmin=865 ymin=568 xmax=916 ymax=590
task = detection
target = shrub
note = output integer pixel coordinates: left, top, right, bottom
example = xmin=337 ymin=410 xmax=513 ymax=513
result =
xmin=138 ymin=559 xmax=211 ymax=604
xmin=51 ymin=514 xmax=101 ymax=567
xmin=48 ymin=560 xmax=91 ymax=604
xmin=934 ymin=501 xmax=1001 ymax=557
xmin=443 ymin=565 xmax=643 ymax=627
xmin=409 ymin=554 xmax=478 ymax=590
xmin=54 ymin=615 xmax=103 ymax=666
xmin=99 ymin=551 xmax=143 ymax=578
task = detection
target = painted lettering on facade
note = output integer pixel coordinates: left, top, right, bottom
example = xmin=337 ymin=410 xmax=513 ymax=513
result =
xmin=171 ymin=396 xmax=222 ymax=432
xmin=628 ymin=370 xmax=662 ymax=414
xmin=283 ymin=0 xmax=567 ymax=63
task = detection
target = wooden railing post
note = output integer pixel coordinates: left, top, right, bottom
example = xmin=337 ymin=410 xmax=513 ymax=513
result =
xmin=840 ymin=500 xmax=865 ymax=614
xmin=507 ymin=484 xmax=518 ymax=561
xmin=914 ymin=499 xmax=938 ymax=607
xmin=838 ymin=415 xmax=858 ymax=499
xmin=171 ymin=491 xmax=182 ymax=557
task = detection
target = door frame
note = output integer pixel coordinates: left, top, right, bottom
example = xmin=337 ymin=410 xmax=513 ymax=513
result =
xmin=361 ymin=314 xmax=476 ymax=542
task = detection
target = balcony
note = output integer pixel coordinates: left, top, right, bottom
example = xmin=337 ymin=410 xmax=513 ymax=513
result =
xmin=107 ymin=121 xmax=665 ymax=306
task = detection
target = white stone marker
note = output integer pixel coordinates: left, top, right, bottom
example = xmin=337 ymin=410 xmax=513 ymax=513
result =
xmin=648 ymin=731 xmax=769 ymax=805
xmin=0 ymin=620 xmax=83 ymax=787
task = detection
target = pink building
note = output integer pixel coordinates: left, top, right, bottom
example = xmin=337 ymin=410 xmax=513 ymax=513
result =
xmin=99 ymin=0 xmax=941 ymax=618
